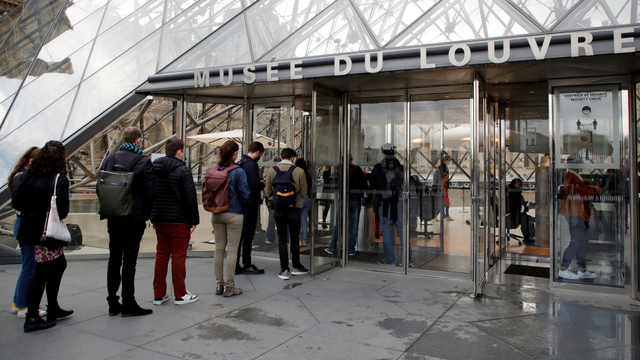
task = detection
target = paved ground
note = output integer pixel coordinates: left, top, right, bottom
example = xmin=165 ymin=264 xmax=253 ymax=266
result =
xmin=1 ymin=255 xmax=639 ymax=360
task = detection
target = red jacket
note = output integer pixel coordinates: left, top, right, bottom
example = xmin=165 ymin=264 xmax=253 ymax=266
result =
xmin=558 ymin=170 xmax=596 ymax=222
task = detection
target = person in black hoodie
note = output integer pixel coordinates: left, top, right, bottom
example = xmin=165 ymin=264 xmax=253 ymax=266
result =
xmin=236 ymin=141 xmax=266 ymax=274
xmin=151 ymin=138 xmax=200 ymax=306
xmin=98 ymin=126 xmax=155 ymax=317
xmin=13 ymin=140 xmax=73 ymax=332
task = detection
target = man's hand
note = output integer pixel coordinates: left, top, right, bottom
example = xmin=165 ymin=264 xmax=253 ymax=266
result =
xmin=190 ymin=225 xmax=197 ymax=234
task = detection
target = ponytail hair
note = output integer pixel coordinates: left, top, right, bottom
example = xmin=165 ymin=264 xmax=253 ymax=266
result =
xmin=217 ymin=140 xmax=239 ymax=167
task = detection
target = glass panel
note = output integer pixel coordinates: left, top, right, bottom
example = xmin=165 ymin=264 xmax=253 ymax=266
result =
xmin=313 ymin=93 xmax=341 ymax=271
xmin=0 ymin=43 xmax=92 ymax=139
xmin=390 ymin=0 xmax=537 ymax=48
xmin=636 ymin=81 xmax=640 ymax=296
xmin=0 ymin=88 xmax=74 ymax=186
xmin=507 ymin=0 xmax=579 ymax=30
xmin=158 ymin=0 xmax=242 ymax=71
xmin=62 ymin=31 xmax=161 ymax=139
xmin=62 ymin=0 xmax=109 ymax=25
xmin=408 ymin=93 xmax=472 ymax=273
xmin=246 ymin=0 xmax=333 ymax=60
xmin=352 ymin=0 xmax=438 ymax=46
xmin=349 ymin=95 xmax=405 ymax=272
xmin=557 ymin=0 xmax=640 ymax=30
xmin=164 ymin=0 xmax=199 ymax=23
xmin=504 ymin=106 xmax=551 ymax=256
xmin=474 ymin=78 xmax=486 ymax=294
xmin=85 ymin=0 xmax=164 ymax=77
xmin=261 ymin=0 xmax=376 ymax=62
xmin=0 ymin=93 xmax=15 ymax=126
xmin=99 ymin=0 xmax=155 ymax=34
xmin=0 ymin=0 xmax=31 ymax=46
xmin=163 ymin=13 xmax=251 ymax=72
xmin=553 ymin=85 xmax=625 ymax=287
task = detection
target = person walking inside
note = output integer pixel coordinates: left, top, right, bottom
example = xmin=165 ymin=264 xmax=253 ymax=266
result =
xmin=236 ymin=141 xmax=266 ymax=275
xmin=98 ymin=126 xmax=155 ymax=317
xmin=151 ymin=138 xmax=200 ymax=306
xmin=13 ymin=141 xmax=73 ymax=332
xmin=9 ymin=146 xmax=47 ymax=319
xmin=210 ymin=140 xmax=251 ymax=297
xmin=264 ymin=148 xmax=308 ymax=280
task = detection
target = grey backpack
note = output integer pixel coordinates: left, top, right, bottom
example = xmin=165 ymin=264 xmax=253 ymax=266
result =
xmin=96 ymin=153 xmax=143 ymax=218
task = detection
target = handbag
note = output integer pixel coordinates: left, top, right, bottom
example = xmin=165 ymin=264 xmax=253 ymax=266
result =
xmin=39 ymin=174 xmax=71 ymax=248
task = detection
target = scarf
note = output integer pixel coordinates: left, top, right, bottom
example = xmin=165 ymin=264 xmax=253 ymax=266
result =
xmin=119 ymin=143 xmax=144 ymax=155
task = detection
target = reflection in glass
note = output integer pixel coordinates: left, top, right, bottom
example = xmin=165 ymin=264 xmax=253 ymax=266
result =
xmin=158 ymin=0 xmax=242 ymax=71
xmin=163 ymin=0 xmax=199 ymax=24
xmin=246 ymin=0 xmax=332 ymax=60
xmin=98 ymin=0 xmax=154 ymax=34
xmin=85 ymin=0 xmax=164 ymax=77
xmin=557 ymin=0 xmax=640 ymax=30
xmin=0 ymin=94 xmax=16 ymax=127
xmin=0 ymin=1 xmax=31 ymax=44
xmin=63 ymin=31 xmax=161 ymax=139
xmin=262 ymin=0 xmax=376 ymax=62
xmin=390 ymin=0 xmax=537 ymax=48
xmin=163 ymin=13 xmax=251 ymax=72
xmin=508 ymin=0 xmax=579 ymax=30
xmin=351 ymin=0 xmax=438 ymax=46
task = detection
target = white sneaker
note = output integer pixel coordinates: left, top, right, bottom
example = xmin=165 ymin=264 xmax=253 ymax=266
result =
xmin=11 ymin=303 xmax=18 ymax=314
xmin=432 ymin=217 xmax=440 ymax=222
xmin=558 ymin=269 xmax=580 ymax=280
xmin=17 ymin=308 xmax=47 ymax=318
xmin=578 ymin=270 xmax=597 ymax=279
xmin=153 ymin=295 xmax=170 ymax=305
xmin=445 ymin=217 xmax=454 ymax=221
xmin=174 ymin=291 xmax=199 ymax=305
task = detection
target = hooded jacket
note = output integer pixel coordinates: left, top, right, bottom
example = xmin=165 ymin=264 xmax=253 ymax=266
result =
xmin=150 ymin=156 xmax=200 ymax=225
xmin=559 ymin=169 xmax=596 ymax=222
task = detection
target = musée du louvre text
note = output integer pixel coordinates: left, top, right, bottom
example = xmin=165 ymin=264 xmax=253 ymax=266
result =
xmin=193 ymin=28 xmax=638 ymax=88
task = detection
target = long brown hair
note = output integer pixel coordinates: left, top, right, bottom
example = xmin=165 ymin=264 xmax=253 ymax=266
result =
xmin=29 ymin=140 xmax=67 ymax=177
xmin=217 ymin=140 xmax=239 ymax=167
xmin=8 ymin=146 xmax=39 ymax=187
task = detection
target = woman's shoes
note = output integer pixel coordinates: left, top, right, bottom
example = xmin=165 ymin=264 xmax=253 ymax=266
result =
xmin=24 ymin=315 xmax=55 ymax=333
xmin=47 ymin=306 xmax=73 ymax=322
xmin=223 ymin=286 xmax=243 ymax=297
xmin=299 ymin=239 xmax=306 ymax=247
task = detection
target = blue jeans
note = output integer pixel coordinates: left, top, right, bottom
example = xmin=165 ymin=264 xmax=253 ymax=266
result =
xmin=379 ymin=208 xmax=412 ymax=264
xmin=300 ymin=198 xmax=311 ymax=240
xmin=561 ymin=215 xmax=590 ymax=271
xmin=13 ymin=217 xmax=36 ymax=308
xmin=329 ymin=199 xmax=361 ymax=254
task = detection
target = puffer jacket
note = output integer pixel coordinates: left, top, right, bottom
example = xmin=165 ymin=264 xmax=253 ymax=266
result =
xmin=150 ymin=156 xmax=199 ymax=225
xmin=558 ymin=169 xmax=596 ymax=222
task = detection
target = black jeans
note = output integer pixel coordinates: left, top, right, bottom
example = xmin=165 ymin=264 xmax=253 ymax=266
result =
xmin=275 ymin=207 xmax=302 ymax=271
xmin=28 ymin=254 xmax=66 ymax=316
xmin=107 ymin=218 xmax=146 ymax=304
xmin=238 ymin=204 xmax=259 ymax=267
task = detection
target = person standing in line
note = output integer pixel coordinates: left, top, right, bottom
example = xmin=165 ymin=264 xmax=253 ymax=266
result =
xmin=236 ymin=141 xmax=266 ymax=275
xmin=557 ymin=155 xmax=601 ymax=280
xmin=433 ymin=155 xmax=452 ymax=221
xmin=9 ymin=146 xmax=47 ymax=319
xmin=264 ymin=148 xmax=308 ymax=280
xmin=295 ymin=158 xmax=312 ymax=248
xmin=13 ymin=141 xmax=73 ymax=332
xmin=99 ymin=126 xmax=155 ymax=317
xmin=151 ymin=138 xmax=200 ymax=306
xmin=211 ymin=140 xmax=251 ymax=297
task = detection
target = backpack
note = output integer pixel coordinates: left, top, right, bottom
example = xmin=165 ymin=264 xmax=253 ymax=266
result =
xmin=96 ymin=153 xmax=144 ymax=218
xmin=271 ymin=166 xmax=297 ymax=210
xmin=202 ymin=164 xmax=239 ymax=213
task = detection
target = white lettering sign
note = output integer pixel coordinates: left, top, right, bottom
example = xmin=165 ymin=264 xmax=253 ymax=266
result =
xmin=220 ymin=68 xmax=232 ymax=86
xmin=365 ymin=52 xmax=383 ymax=73
xmin=571 ymin=32 xmax=594 ymax=57
xmin=488 ymin=40 xmax=510 ymax=63
xmin=290 ymin=60 xmax=303 ymax=79
xmin=244 ymin=65 xmax=256 ymax=84
xmin=267 ymin=62 xmax=279 ymax=81
xmin=614 ymin=27 xmax=635 ymax=54
xmin=527 ymin=36 xmax=552 ymax=60
xmin=194 ymin=70 xmax=209 ymax=88
xmin=449 ymin=44 xmax=471 ymax=66
xmin=420 ymin=48 xmax=436 ymax=69
xmin=335 ymin=55 xmax=352 ymax=76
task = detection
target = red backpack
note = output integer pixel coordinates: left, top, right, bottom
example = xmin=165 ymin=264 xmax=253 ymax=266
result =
xmin=202 ymin=164 xmax=239 ymax=213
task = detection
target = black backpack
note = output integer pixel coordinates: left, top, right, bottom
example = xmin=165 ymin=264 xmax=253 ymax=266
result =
xmin=272 ymin=166 xmax=297 ymax=210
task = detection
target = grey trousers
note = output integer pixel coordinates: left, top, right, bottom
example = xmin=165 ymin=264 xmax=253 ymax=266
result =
xmin=211 ymin=212 xmax=244 ymax=287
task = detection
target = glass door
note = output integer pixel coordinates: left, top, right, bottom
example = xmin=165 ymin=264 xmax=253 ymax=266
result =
xmin=472 ymin=75 xmax=488 ymax=296
xmin=636 ymin=79 xmax=640 ymax=299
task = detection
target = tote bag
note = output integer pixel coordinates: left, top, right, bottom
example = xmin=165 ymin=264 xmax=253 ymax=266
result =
xmin=40 ymin=174 xmax=71 ymax=246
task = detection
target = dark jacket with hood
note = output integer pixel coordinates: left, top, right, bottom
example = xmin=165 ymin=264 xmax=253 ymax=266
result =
xmin=13 ymin=172 xmax=69 ymax=245
xmin=150 ymin=156 xmax=199 ymax=226
xmin=370 ymin=155 xmax=403 ymax=219
xmin=238 ymin=154 xmax=264 ymax=207
xmin=99 ymin=149 xmax=155 ymax=222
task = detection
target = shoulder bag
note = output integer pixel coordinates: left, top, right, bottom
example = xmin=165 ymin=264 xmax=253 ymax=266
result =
xmin=39 ymin=174 xmax=71 ymax=248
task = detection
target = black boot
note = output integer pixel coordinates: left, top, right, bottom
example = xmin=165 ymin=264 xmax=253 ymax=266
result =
xmin=24 ymin=314 xmax=55 ymax=333
xmin=121 ymin=301 xmax=152 ymax=317
xmin=107 ymin=296 xmax=122 ymax=316
xmin=47 ymin=306 xmax=74 ymax=322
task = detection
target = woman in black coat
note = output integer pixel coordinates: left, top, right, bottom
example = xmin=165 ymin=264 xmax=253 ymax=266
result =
xmin=13 ymin=140 xmax=73 ymax=332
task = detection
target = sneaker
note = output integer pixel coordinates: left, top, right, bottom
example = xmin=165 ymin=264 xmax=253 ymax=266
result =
xmin=24 ymin=316 xmax=55 ymax=333
xmin=558 ymin=269 xmax=580 ymax=280
xmin=348 ymin=251 xmax=356 ymax=257
xmin=153 ymin=295 xmax=170 ymax=305
xmin=17 ymin=308 xmax=46 ymax=318
xmin=578 ymin=270 xmax=597 ymax=279
xmin=432 ymin=217 xmax=440 ymax=222
xmin=378 ymin=259 xmax=390 ymax=265
xmin=215 ymin=284 xmax=224 ymax=296
xmin=445 ymin=217 xmax=454 ymax=221
xmin=174 ymin=291 xmax=199 ymax=305
xmin=324 ymin=247 xmax=334 ymax=255
xmin=278 ymin=269 xmax=290 ymax=280
xmin=265 ymin=239 xmax=274 ymax=244
xmin=241 ymin=264 xmax=265 ymax=274
xmin=291 ymin=266 xmax=309 ymax=276
xmin=11 ymin=303 xmax=18 ymax=314
xmin=223 ymin=287 xmax=243 ymax=297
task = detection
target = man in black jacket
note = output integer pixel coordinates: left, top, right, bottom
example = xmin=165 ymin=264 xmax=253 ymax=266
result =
xmin=99 ymin=127 xmax=155 ymax=317
xmin=151 ymin=138 xmax=200 ymax=305
xmin=236 ymin=142 xmax=266 ymax=274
